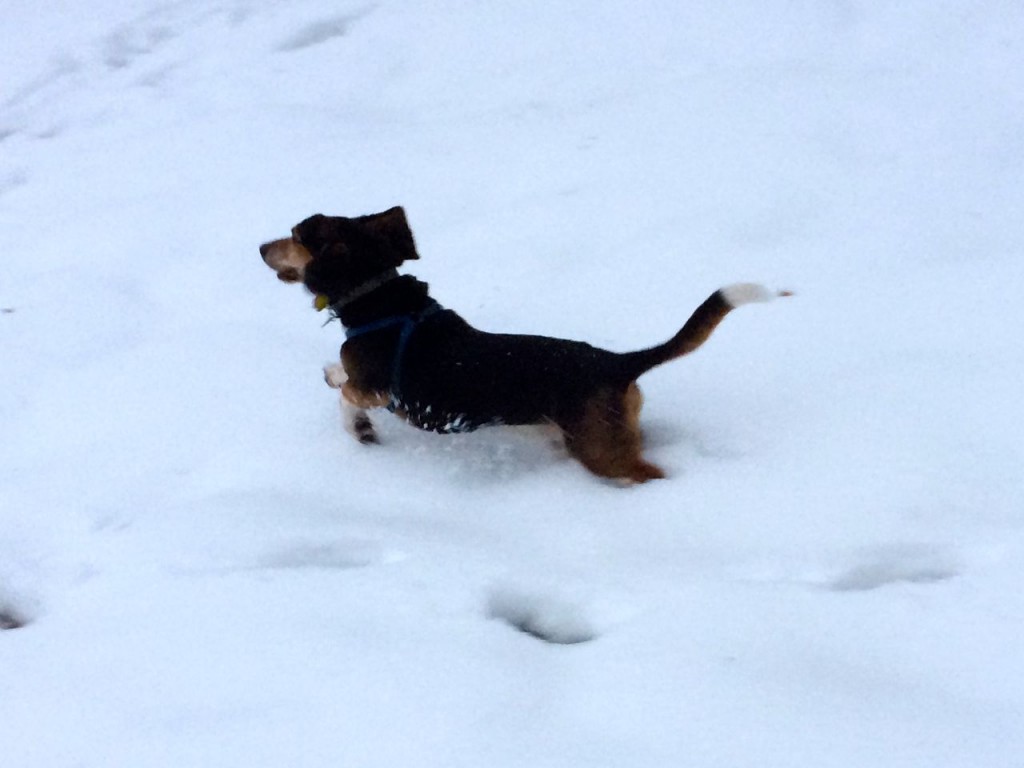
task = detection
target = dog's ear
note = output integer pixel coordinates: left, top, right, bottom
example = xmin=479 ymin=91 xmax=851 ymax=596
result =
xmin=293 ymin=213 xmax=325 ymax=246
xmin=361 ymin=206 xmax=419 ymax=263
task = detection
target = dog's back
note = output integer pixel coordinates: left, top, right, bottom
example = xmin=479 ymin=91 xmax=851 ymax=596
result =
xmin=260 ymin=207 xmax=789 ymax=483
xmin=398 ymin=312 xmax=627 ymax=432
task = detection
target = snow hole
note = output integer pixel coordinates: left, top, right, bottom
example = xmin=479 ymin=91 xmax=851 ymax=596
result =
xmin=486 ymin=585 xmax=597 ymax=645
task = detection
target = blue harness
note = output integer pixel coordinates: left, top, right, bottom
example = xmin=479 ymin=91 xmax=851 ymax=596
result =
xmin=343 ymin=300 xmax=442 ymax=408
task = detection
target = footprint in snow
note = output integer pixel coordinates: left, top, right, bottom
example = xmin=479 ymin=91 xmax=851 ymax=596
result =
xmin=829 ymin=544 xmax=960 ymax=592
xmin=275 ymin=9 xmax=372 ymax=52
xmin=1 ymin=608 xmax=26 ymax=630
xmin=103 ymin=20 xmax=177 ymax=70
xmin=0 ymin=169 xmax=28 ymax=198
xmin=0 ymin=588 xmax=31 ymax=631
xmin=487 ymin=585 xmax=598 ymax=645
xmin=256 ymin=538 xmax=395 ymax=570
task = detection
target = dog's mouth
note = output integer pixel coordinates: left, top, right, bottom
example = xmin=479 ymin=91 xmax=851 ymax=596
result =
xmin=260 ymin=238 xmax=312 ymax=284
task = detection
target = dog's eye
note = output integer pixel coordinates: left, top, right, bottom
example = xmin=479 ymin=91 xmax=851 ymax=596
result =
xmin=291 ymin=227 xmax=302 ymax=245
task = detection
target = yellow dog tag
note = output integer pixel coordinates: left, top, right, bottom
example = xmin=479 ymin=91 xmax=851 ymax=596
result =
xmin=314 ymin=294 xmax=330 ymax=311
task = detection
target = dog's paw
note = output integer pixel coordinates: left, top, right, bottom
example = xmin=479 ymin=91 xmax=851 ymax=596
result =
xmin=348 ymin=410 xmax=379 ymax=445
xmin=323 ymin=363 xmax=347 ymax=389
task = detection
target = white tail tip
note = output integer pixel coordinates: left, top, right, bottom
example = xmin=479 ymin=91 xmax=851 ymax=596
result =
xmin=720 ymin=283 xmax=793 ymax=307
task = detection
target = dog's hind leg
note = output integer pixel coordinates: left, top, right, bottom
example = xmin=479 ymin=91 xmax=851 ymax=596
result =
xmin=324 ymin=363 xmax=378 ymax=444
xmin=561 ymin=384 xmax=664 ymax=484
xmin=619 ymin=382 xmax=664 ymax=482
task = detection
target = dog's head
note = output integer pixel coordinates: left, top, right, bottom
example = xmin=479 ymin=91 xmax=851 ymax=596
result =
xmin=259 ymin=206 xmax=418 ymax=298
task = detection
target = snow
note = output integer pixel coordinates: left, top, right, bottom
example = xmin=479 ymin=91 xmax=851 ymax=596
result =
xmin=2 ymin=1 xmax=1023 ymax=766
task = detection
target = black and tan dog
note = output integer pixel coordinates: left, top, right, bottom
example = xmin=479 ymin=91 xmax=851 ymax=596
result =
xmin=260 ymin=207 xmax=787 ymax=483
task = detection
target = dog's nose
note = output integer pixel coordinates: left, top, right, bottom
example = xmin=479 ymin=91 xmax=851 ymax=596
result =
xmin=259 ymin=242 xmax=270 ymax=260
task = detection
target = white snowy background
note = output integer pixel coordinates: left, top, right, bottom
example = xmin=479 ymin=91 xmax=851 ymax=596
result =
xmin=2 ymin=1 xmax=1023 ymax=765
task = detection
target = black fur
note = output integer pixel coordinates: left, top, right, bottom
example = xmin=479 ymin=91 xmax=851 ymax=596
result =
xmin=340 ymin=275 xmax=635 ymax=432
xmin=263 ymin=206 xmax=764 ymax=482
xmin=298 ymin=209 xmax=726 ymax=432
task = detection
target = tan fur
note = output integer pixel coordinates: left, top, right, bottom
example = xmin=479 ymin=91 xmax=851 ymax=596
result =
xmin=323 ymin=364 xmax=377 ymax=442
xmin=260 ymin=238 xmax=312 ymax=283
xmin=323 ymin=363 xmax=347 ymax=389
xmin=341 ymin=381 xmax=391 ymax=409
xmin=560 ymin=383 xmax=665 ymax=484
xmin=261 ymin=209 xmax=785 ymax=484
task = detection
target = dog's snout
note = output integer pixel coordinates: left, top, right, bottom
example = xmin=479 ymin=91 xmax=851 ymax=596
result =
xmin=259 ymin=237 xmax=311 ymax=283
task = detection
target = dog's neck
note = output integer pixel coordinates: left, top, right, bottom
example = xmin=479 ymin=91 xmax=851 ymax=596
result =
xmin=333 ymin=274 xmax=434 ymax=329
xmin=326 ymin=268 xmax=400 ymax=314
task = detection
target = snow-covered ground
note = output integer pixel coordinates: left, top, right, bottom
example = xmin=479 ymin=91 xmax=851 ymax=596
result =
xmin=3 ymin=2 xmax=1023 ymax=765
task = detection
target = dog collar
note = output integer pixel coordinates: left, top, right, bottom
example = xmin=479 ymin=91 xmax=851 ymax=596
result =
xmin=315 ymin=268 xmax=400 ymax=314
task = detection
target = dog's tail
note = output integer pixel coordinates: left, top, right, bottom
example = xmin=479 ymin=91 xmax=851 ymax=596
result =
xmin=617 ymin=283 xmax=791 ymax=380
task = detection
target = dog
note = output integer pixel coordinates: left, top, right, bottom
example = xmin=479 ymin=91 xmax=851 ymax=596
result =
xmin=260 ymin=206 xmax=788 ymax=483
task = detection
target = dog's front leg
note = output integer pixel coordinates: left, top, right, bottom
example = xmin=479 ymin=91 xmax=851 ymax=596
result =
xmin=324 ymin=363 xmax=379 ymax=444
